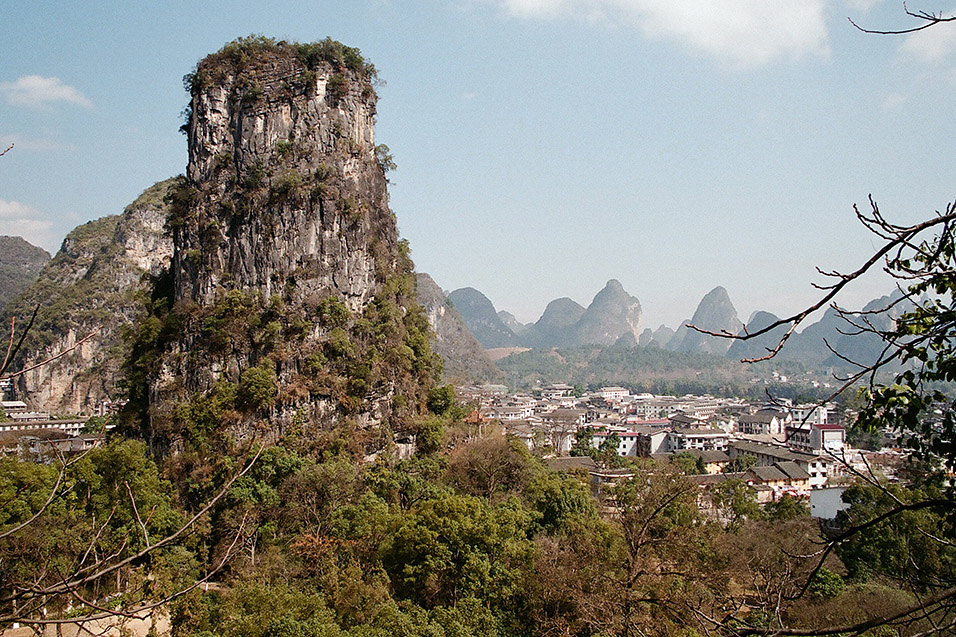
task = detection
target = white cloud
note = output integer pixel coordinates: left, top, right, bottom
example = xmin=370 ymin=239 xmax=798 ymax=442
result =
xmin=0 ymin=200 xmax=57 ymax=251
xmin=900 ymin=17 xmax=956 ymax=64
xmin=497 ymin=0 xmax=831 ymax=68
xmin=0 ymin=75 xmax=92 ymax=109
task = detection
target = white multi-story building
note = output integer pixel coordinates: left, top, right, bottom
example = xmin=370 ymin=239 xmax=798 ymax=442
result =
xmin=592 ymin=426 xmax=669 ymax=457
xmin=786 ymin=423 xmax=846 ymax=455
xmin=540 ymin=384 xmax=574 ymax=400
xmin=666 ymin=428 xmax=730 ymax=452
xmin=729 ymin=439 xmax=830 ymax=489
xmin=600 ymin=386 xmax=629 ymax=403
xmin=737 ymin=410 xmax=789 ymax=436
xmin=790 ymin=403 xmax=832 ymax=425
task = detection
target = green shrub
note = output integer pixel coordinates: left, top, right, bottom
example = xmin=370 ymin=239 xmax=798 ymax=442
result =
xmin=375 ymin=144 xmax=396 ymax=174
xmin=317 ymin=296 xmax=350 ymax=328
xmin=275 ymin=140 xmax=293 ymax=159
xmin=809 ymin=567 xmax=845 ymax=600
xmin=237 ymin=363 xmax=278 ymax=411
xmin=426 ymin=385 xmax=456 ymax=416
xmin=326 ymin=74 xmax=348 ymax=104
xmin=325 ymin=327 xmax=354 ymax=361
xmin=270 ymin=170 xmax=303 ymax=202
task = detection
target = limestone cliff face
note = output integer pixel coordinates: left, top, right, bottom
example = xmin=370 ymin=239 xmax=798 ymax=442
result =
xmin=136 ymin=39 xmax=435 ymax=452
xmin=7 ymin=180 xmax=174 ymax=414
xmin=174 ymin=46 xmax=391 ymax=311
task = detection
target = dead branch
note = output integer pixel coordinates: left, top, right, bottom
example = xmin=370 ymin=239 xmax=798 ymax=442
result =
xmin=15 ymin=510 xmax=250 ymax=628
xmin=4 ymin=325 xmax=103 ymax=381
xmin=0 ymin=447 xmax=91 ymax=541
xmin=689 ymin=199 xmax=956 ymax=364
xmin=0 ymin=304 xmax=39 ymax=378
xmin=0 ymin=444 xmax=264 ymax=622
xmin=849 ymin=3 xmax=956 ymax=35
xmin=0 ymin=144 xmax=12 ymax=158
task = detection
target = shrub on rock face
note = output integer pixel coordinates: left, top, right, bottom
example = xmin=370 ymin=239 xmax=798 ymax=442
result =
xmin=238 ymin=363 xmax=278 ymax=411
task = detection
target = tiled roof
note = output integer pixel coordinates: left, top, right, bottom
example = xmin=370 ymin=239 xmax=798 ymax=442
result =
xmin=739 ymin=412 xmax=779 ymax=424
xmin=682 ymin=449 xmax=731 ymax=463
xmin=775 ymin=460 xmax=810 ymax=481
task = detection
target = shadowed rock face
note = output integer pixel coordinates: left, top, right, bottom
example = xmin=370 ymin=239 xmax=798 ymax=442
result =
xmin=0 ymin=237 xmax=50 ymax=311
xmin=519 ymin=297 xmax=586 ymax=348
xmin=447 ymin=287 xmax=517 ymax=348
xmin=726 ymin=310 xmax=785 ymax=361
xmin=497 ymin=310 xmax=527 ymax=335
xmin=670 ymin=286 xmax=742 ymax=355
xmin=566 ymin=280 xmax=643 ymax=347
xmin=417 ymin=275 xmax=502 ymax=384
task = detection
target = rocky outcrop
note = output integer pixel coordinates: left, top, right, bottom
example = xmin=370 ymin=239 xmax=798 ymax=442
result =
xmin=6 ymin=179 xmax=174 ymax=414
xmin=416 ymin=274 xmax=501 ymax=384
xmin=174 ymin=43 xmax=391 ymax=311
xmin=726 ymin=310 xmax=787 ymax=361
xmin=0 ymin=237 xmax=50 ymax=312
xmin=565 ymin=279 xmax=643 ymax=347
xmin=817 ymin=291 xmax=907 ymax=369
xmin=639 ymin=324 xmax=675 ymax=348
xmin=134 ymin=38 xmax=437 ymax=452
xmin=455 ymin=280 xmax=644 ymax=349
xmin=727 ymin=291 xmax=910 ymax=368
xmin=447 ymin=287 xmax=517 ymax=348
xmin=669 ymin=286 xmax=742 ymax=355
xmin=520 ymin=297 xmax=586 ymax=348
xmin=497 ymin=310 xmax=527 ymax=336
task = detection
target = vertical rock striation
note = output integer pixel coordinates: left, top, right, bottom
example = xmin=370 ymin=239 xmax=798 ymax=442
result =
xmin=173 ymin=40 xmax=393 ymax=310
xmin=132 ymin=38 xmax=436 ymax=453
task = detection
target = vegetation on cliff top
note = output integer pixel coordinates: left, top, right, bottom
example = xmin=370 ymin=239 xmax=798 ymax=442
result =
xmin=184 ymin=35 xmax=378 ymax=96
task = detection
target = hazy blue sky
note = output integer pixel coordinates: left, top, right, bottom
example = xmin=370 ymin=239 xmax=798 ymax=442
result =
xmin=2 ymin=1 xmax=955 ymax=328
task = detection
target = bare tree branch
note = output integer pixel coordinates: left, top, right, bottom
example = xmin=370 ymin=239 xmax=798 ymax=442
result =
xmin=0 ymin=304 xmax=39 ymax=378
xmin=0 ymin=444 xmax=264 ymax=618
xmin=4 ymin=325 xmax=103 ymax=381
xmin=850 ymin=4 xmax=956 ymax=35
xmin=690 ymin=199 xmax=956 ymax=365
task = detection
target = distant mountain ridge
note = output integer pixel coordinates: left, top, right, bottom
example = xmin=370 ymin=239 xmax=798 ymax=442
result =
xmin=667 ymin=286 xmax=743 ymax=355
xmin=520 ymin=297 xmax=586 ymax=347
xmin=416 ymin=274 xmax=503 ymax=384
xmin=446 ymin=288 xmax=519 ymax=348
xmin=449 ymin=280 xmax=642 ymax=349
xmin=448 ymin=281 xmax=909 ymax=377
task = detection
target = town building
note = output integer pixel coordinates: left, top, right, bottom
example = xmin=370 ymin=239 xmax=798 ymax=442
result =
xmin=786 ymin=422 xmax=846 ymax=455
